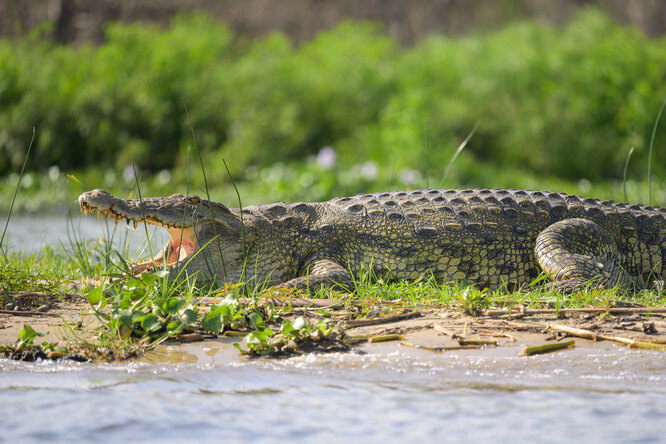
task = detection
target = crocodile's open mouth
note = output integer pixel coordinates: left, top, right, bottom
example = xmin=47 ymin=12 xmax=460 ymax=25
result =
xmin=79 ymin=201 xmax=199 ymax=275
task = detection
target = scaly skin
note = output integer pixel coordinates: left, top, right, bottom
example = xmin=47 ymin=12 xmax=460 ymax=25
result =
xmin=78 ymin=188 xmax=666 ymax=293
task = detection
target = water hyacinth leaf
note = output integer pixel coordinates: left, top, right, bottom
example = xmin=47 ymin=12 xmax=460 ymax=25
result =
xmin=140 ymin=271 xmax=161 ymax=286
xmin=180 ymin=308 xmax=198 ymax=325
xmin=211 ymin=303 xmax=232 ymax=317
xmin=129 ymin=288 xmax=147 ymax=301
xmin=280 ymin=320 xmax=295 ymax=336
xmin=248 ymin=311 xmax=265 ymax=330
xmin=163 ymin=298 xmax=184 ymax=315
xmin=86 ymin=287 xmax=103 ymax=305
xmin=140 ymin=314 xmax=162 ymax=332
xmin=117 ymin=294 xmax=132 ymax=310
xmin=245 ymin=328 xmax=272 ymax=344
xmin=18 ymin=323 xmax=45 ymax=346
xmin=201 ymin=311 xmax=223 ymax=333
xmin=166 ymin=320 xmax=181 ymax=332
xmin=85 ymin=287 xmax=108 ymax=311
xmin=123 ymin=279 xmax=143 ymax=291
xmin=131 ymin=310 xmax=147 ymax=323
xmin=118 ymin=309 xmax=134 ymax=326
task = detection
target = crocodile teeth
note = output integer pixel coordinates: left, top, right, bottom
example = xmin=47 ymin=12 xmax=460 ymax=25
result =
xmin=134 ymin=220 xmax=139 ymax=229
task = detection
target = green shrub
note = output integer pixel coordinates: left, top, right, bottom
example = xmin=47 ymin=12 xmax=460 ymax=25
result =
xmin=0 ymin=9 xmax=665 ymax=185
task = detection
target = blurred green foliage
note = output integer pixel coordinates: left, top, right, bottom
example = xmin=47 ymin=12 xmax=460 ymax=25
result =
xmin=1 ymin=9 xmax=665 ymax=188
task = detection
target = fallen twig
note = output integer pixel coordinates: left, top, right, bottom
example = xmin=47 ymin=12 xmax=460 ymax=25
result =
xmin=478 ymin=331 xmax=517 ymax=342
xmin=520 ymin=340 xmax=575 ymax=356
xmin=550 ymin=324 xmax=666 ymax=350
xmin=0 ymin=309 xmax=61 ymax=317
xmin=4 ymin=291 xmax=81 ymax=300
xmin=629 ymin=342 xmax=666 ymax=351
xmin=223 ymin=331 xmax=248 ymax=338
xmin=177 ymin=333 xmax=204 ymax=343
xmin=486 ymin=307 xmax=666 ymax=316
xmin=550 ymin=324 xmax=599 ymax=341
xmin=400 ymin=342 xmax=481 ymax=352
xmin=369 ymin=333 xmax=405 ymax=343
xmin=344 ymin=333 xmax=405 ymax=344
xmin=345 ymin=311 xmax=421 ymax=327
xmin=458 ymin=338 xmax=498 ymax=346
xmin=430 ymin=323 xmax=456 ymax=336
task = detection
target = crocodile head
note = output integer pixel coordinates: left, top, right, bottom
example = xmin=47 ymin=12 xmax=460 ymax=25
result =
xmin=78 ymin=189 xmax=243 ymax=279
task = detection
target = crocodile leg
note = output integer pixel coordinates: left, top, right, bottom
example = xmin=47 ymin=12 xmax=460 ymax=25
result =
xmin=534 ymin=218 xmax=635 ymax=293
xmin=274 ymin=259 xmax=353 ymax=292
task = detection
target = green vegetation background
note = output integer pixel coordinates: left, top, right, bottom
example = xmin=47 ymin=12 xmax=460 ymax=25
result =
xmin=1 ymin=9 xmax=666 ymax=211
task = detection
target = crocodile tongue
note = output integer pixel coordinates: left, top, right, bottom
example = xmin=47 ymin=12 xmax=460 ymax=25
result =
xmin=164 ymin=226 xmax=198 ymax=265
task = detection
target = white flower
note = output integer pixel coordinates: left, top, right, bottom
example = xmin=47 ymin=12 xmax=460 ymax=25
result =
xmin=316 ymin=146 xmax=336 ymax=169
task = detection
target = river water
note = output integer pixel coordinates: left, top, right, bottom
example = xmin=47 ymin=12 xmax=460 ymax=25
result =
xmin=1 ymin=216 xmax=666 ymax=442
xmin=1 ymin=341 xmax=665 ymax=443
xmin=2 ymin=214 xmax=165 ymax=255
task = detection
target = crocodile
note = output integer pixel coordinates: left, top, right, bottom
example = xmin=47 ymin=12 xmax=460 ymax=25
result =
xmin=78 ymin=188 xmax=666 ymax=293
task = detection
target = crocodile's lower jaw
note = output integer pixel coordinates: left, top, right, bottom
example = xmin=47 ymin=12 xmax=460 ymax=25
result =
xmin=131 ymin=226 xmax=199 ymax=275
xmin=164 ymin=226 xmax=198 ymax=263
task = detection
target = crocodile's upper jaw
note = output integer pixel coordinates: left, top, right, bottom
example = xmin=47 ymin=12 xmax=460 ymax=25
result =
xmin=78 ymin=190 xmax=203 ymax=274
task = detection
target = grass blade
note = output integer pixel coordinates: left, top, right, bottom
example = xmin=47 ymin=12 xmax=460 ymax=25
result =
xmin=439 ymin=122 xmax=479 ymax=188
xmin=622 ymin=146 xmax=634 ymax=203
xmin=1 ymin=127 xmax=35 ymax=258
xmin=648 ymin=97 xmax=666 ymax=205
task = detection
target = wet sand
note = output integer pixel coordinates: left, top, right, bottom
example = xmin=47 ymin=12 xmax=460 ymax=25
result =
xmin=2 ymin=297 xmax=665 ymax=360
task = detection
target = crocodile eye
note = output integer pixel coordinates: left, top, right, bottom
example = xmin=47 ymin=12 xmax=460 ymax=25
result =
xmin=187 ymin=195 xmax=201 ymax=204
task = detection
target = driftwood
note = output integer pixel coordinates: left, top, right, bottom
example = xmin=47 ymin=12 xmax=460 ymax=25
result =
xmin=520 ymin=339 xmax=575 ymax=356
xmin=550 ymin=324 xmax=666 ymax=350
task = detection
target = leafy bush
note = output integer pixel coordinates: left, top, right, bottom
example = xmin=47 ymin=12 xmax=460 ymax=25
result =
xmin=1 ymin=9 xmax=665 ymax=185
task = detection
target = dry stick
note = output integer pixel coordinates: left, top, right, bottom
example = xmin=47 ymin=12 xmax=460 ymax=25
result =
xmin=223 ymin=331 xmax=248 ymax=338
xmin=486 ymin=307 xmax=666 ymax=316
xmin=458 ymin=338 xmax=498 ymax=346
xmin=550 ymin=324 xmax=600 ymax=341
xmin=5 ymin=291 xmax=81 ymax=300
xmin=629 ymin=342 xmax=666 ymax=351
xmin=479 ymin=332 xmax=517 ymax=343
xmin=551 ymin=324 xmax=666 ymax=350
xmin=177 ymin=333 xmax=204 ymax=343
xmin=431 ymin=323 xmax=456 ymax=336
xmin=345 ymin=311 xmax=421 ymax=327
xmin=0 ymin=309 xmax=61 ymax=317
xmin=520 ymin=340 xmax=575 ymax=356
xmin=369 ymin=334 xmax=405 ymax=343
xmin=200 ymin=296 xmax=401 ymax=309
xmin=268 ymin=297 xmax=348 ymax=309
xmin=345 ymin=333 xmax=405 ymax=344
xmin=400 ymin=342 xmax=481 ymax=352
